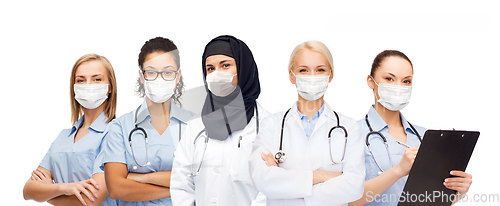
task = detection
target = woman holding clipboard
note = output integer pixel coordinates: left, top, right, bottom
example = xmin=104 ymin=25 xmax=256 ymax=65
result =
xmin=349 ymin=50 xmax=472 ymax=206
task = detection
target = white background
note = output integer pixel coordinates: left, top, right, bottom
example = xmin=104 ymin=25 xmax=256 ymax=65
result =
xmin=1 ymin=0 xmax=499 ymax=205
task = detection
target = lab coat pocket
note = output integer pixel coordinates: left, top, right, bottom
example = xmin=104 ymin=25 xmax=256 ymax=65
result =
xmin=229 ymin=138 xmax=253 ymax=184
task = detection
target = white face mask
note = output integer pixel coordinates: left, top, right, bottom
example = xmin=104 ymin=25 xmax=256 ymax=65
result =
xmin=74 ymin=84 xmax=109 ymax=109
xmin=143 ymin=73 xmax=177 ymax=104
xmin=206 ymin=71 xmax=237 ymax=97
xmin=292 ymin=72 xmax=330 ymax=101
xmin=372 ymin=76 xmax=412 ymax=111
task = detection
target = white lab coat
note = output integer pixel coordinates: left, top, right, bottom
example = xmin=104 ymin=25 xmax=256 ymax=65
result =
xmin=171 ymin=102 xmax=270 ymax=206
xmin=249 ymin=101 xmax=365 ymax=206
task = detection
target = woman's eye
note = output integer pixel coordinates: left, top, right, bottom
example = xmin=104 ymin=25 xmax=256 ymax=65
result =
xmin=385 ymin=77 xmax=393 ymax=81
xmin=403 ymin=80 xmax=412 ymax=84
xmin=223 ymin=64 xmax=230 ymax=68
xmin=94 ymin=78 xmax=102 ymax=82
xmin=76 ymin=79 xmax=84 ymax=83
xmin=299 ymin=69 xmax=307 ymax=73
xmin=207 ymin=67 xmax=214 ymax=71
xmin=147 ymin=71 xmax=155 ymax=75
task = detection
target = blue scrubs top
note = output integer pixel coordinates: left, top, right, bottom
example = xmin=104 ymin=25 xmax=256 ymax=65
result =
xmin=357 ymin=106 xmax=427 ymax=206
xmin=100 ymin=99 xmax=193 ymax=206
xmin=39 ymin=112 xmax=117 ymax=206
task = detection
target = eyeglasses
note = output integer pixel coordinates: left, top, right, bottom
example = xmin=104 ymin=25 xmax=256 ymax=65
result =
xmin=142 ymin=70 xmax=178 ymax=81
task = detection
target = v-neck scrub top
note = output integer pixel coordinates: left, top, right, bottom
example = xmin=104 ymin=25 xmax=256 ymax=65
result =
xmin=358 ymin=106 xmax=427 ymax=206
xmin=100 ymin=99 xmax=193 ymax=206
xmin=39 ymin=112 xmax=117 ymax=206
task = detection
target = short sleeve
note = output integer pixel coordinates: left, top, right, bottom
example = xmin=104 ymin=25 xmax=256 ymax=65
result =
xmin=39 ymin=146 xmax=52 ymax=172
xmin=93 ymin=135 xmax=107 ymax=174
xmin=38 ymin=129 xmax=67 ymax=172
xmin=99 ymin=119 xmax=127 ymax=171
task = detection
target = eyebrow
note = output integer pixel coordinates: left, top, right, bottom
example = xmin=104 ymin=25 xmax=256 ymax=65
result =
xmin=206 ymin=59 xmax=233 ymax=67
xmin=145 ymin=65 xmax=175 ymax=70
xmin=76 ymin=74 xmax=104 ymax=78
xmin=219 ymin=60 xmax=232 ymax=64
xmin=384 ymin=72 xmax=412 ymax=79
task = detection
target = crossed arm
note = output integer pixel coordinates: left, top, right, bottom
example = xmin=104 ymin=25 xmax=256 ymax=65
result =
xmin=261 ymin=152 xmax=342 ymax=185
xmin=103 ymin=162 xmax=171 ymax=202
xmin=23 ymin=166 xmax=107 ymax=206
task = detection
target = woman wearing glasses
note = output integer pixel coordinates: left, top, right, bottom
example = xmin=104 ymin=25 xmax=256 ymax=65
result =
xmin=349 ymin=50 xmax=472 ymax=205
xmin=170 ymin=35 xmax=270 ymax=206
xmin=249 ymin=41 xmax=365 ymax=206
xmin=23 ymin=53 xmax=118 ymax=206
xmin=100 ymin=37 xmax=193 ymax=206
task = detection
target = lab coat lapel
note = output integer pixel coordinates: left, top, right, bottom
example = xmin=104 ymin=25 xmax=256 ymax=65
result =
xmin=290 ymin=109 xmax=306 ymax=137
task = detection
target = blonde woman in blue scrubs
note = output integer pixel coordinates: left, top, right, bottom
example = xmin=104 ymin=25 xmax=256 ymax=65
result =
xmin=23 ymin=53 xmax=118 ymax=206
xmin=100 ymin=37 xmax=193 ymax=206
xmin=349 ymin=50 xmax=473 ymax=205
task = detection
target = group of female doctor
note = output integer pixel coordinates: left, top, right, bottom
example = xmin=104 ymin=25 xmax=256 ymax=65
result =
xmin=23 ymin=35 xmax=472 ymax=206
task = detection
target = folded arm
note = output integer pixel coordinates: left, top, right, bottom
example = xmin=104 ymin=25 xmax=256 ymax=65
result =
xmin=305 ymin=121 xmax=365 ymax=205
xmin=104 ymin=162 xmax=170 ymax=202
xmin=127 ymin=171 xmax=171 ymax=187
xmin=47 ymin=173 xmax=108 ymax=206
xmin=23 ymin=166 xmax=102 ymax=206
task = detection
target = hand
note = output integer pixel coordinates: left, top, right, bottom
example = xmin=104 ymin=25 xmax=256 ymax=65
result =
xmin=261 ymin=152 xmax=278 ymax=167
xmin=444 ymin=171 xmax=472 ymax=196
xmin=394 ymin=147 xmax=419 ymax=177
xmin=127 ymin=172 xmax=147 ymax=184
xmin=31 ymin=168 xmax=53 ymax=184
xmin=59 ymin=179 xmax=100 ymax=206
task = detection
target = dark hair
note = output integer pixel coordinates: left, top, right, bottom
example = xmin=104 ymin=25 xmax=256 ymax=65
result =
xmin=370 ymin=50 xmax=413 ymax=77
xmin=136 ymin=37 xmax=184 ymax=107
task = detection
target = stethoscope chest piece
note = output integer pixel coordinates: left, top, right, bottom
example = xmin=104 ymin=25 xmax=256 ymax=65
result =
xmin=274 ymin=151 xmax=286 ymax=164
xmin=133 ymin=162 xmax=150 ymax=170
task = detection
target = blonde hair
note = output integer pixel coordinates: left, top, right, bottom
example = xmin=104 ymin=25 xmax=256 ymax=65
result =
xmin=70 ymin=54 xmax=117 ymax=125
xmin=288 ymin=40 xmax=334 ymax=76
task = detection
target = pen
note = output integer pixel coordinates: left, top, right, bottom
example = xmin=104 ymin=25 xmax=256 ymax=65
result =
xmin=238 ymin=136 xmax=242 ymax=148
xmin=395 ymin=140 xmax=411 ymax=148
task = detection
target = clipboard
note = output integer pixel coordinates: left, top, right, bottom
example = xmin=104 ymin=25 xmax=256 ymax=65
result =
xmin=398 ymin=130 xmax=479 ymax=206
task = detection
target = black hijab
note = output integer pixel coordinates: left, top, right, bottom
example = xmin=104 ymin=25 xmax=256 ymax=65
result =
xmin=201 ymin=35 xmax=261 ymax=140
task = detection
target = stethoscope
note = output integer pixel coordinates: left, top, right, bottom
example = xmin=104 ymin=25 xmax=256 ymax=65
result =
xmin=274 ymin=108 xmax=348 ymax=165
xmin=129 ymin=105 xmax=181 ymax=170
xmin=188 ymin=106 xmax=259 ymax=177
xmin=364 ymin=114 xmax=421 ymax=175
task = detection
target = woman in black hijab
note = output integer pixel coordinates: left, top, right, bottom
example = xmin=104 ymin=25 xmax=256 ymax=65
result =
xmin=171 ymin=35 xmax=270 ymax=206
